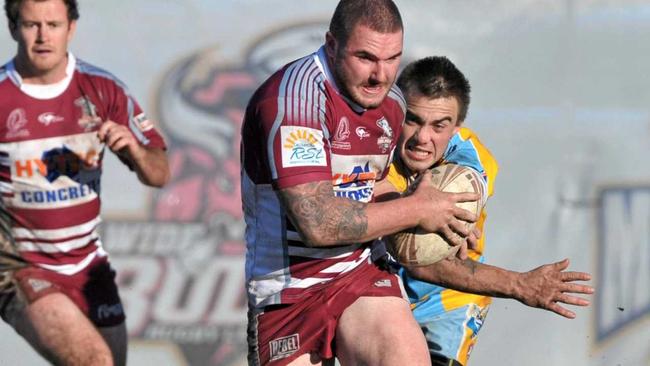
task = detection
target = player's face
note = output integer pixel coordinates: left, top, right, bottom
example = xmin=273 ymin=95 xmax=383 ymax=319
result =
xmin=327 ymin=24 xmax=403 ymax=109
xmin=399 ymin=94 xmax=461 ymax=174
xmin=10 ymin=0 xmax=76 ymax=83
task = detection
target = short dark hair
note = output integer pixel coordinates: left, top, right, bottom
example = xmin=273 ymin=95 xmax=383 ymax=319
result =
xmin=397 ymin=56 xmax=471 ymax=123
xmin=5 ymin=0 xmax=79 ymax=28
xmin=329 ymin=0 xmax=403 ymax=48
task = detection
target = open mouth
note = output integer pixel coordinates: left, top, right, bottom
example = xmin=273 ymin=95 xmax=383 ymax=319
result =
xmin=362 ymin=84 xmax=384 ymax=95
xmin=405 ymin=146 xmax=432 ymax=161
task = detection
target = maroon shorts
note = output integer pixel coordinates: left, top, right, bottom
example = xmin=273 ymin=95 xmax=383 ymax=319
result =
xmin=12 ymin=257 xmax=125 ymax=327
xmin=247 ymin=260 xmax=404 ymax=365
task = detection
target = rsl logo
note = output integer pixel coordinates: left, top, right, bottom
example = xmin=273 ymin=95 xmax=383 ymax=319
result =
xmin=281 ymin=126 xmax=326 ymax=167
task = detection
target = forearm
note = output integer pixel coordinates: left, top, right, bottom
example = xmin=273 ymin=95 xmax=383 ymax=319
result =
xmin=406 ymin=259 xmax=524 ymax=299
xmin=281 ymin=181 xmax=422 ymax=247
xmin=126 ymin=146 xmax=170 ymax=187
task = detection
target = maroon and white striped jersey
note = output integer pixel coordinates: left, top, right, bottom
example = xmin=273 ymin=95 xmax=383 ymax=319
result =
xmin=0 ymin=54 xmax=166 ymax=275
xmin=241 ymin=47 xmax=406 ymax=308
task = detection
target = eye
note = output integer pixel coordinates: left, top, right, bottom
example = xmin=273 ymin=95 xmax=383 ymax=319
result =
xmin=385 ymin=55 xmax=400 ymax=64
xmin=433 ymin=122 xmax=450 ymax=132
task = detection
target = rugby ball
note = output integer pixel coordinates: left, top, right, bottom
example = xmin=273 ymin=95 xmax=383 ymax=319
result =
xmin=386 ymin=164 xmax=487 ymax=266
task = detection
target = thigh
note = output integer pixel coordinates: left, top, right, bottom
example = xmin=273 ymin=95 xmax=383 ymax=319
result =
xmin=11 ymin=292 xmax=113 ymax=366
xmin=335 ymin=296 xmax=430 ymax=366
xmin=248 ymin=300 xmax=335 ymax=366
xmin=98 ymin=322 xmax=128 ymax=366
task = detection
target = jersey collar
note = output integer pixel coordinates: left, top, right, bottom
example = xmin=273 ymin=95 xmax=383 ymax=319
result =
xmin=7 ymin=53 xmax=77 ymax=100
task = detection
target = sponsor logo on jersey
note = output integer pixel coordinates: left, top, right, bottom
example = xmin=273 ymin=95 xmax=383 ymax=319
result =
xmin=332 ymin=163 xmax=376 ymax=186
xmin=333 ymin=163 xmax=376 ymax=202
xmin=15 ymin=145 xmax=102 ymax=205
xmin=374 ymin=279 xmax=392 ymax=287
xmin=14 ymin=149 xmax=99 ymax=180
xmin=19 ymin=179 xmax=100 ymax=204
xmin=356 ymin=126 xmax=370 ymax=140
xmin=6 ymin=108 xmax=29 ymax=139
xmin=596 ymin=186 xmax=650 ymax=343
xmin=75 ymin=96 xmax=102 ymax=131
xmin=332 ymin=116 xmax=351 ymax=150
xmin=133 ymin=112 xmax=154 ymax=132
xmin=466 ymin=303 xmax=489 ymax=339
xmin=98 ymin=303 xmax=125 ymax=320
xmin=38 ymin=112 xmax=64 ymax=126
xmin=376 ymin=117 xmax=393 ymax=153
xmin=281 ymin=126 xmax=326 ymax=167
xmin=27 ymin=278 xmax=52 ymax=293
xmin=269 ymin=334 xmax=300 ymax=361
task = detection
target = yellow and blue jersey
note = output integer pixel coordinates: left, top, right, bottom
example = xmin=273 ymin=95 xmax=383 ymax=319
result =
xmin=386 ymin=127 xmax=498 ymax=364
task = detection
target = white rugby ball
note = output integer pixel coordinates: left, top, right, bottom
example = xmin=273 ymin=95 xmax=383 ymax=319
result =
xmin=387 ymin=164 xmax=487 ymax=266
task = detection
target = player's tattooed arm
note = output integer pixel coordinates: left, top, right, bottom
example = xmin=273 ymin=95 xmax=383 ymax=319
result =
xmin=279 ymin=178 xmax=449 ymax=247
xmin=279 ymin=180 xmax=368 ymax=246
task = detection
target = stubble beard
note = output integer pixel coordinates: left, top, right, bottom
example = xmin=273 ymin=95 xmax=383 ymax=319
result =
xmin=332 ymin=58 xmax=387 ymax=110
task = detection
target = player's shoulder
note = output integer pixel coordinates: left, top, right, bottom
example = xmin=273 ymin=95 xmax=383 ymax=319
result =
xmin=0 ymin=62 xmax=7 ymax=80
xmin=257 ymin=53 xmax=324 ymax=100
xmin=456 ymin=127 xmax=496 ymax=163
xmin=74 ymin=58 xmax=130 ymax=92
xmin=386 ymin=84 xmax=406 ymax=114
xmin=247 ymin=52 xmax=327 ymax=127
xmin=447 ymin=126 xmax=499 ymax=192
xmin=0 ymin=60 xmax=14 ymax=86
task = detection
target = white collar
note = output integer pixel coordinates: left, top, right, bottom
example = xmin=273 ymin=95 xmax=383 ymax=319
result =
xmin=8 ymin=53 xmax=76 ymax=100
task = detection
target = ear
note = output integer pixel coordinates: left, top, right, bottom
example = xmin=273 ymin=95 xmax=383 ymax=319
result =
xmin=67 ymin=19 xmax=77 ymax=42
xmin=325 ymin=31 xmax=337 ymax=59
xmin=9 ymin=22 xmax=19 ymax=42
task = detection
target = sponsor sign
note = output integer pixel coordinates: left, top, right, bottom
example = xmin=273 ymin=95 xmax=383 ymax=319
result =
xmin=281 ymin=126 xmax=326 ymax=168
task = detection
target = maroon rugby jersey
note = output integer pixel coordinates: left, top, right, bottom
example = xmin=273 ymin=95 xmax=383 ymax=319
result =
xmin=0 ymin=54 xmax=166 ymax=275
xmin=241 ymin=46 xmax=406 ymax=307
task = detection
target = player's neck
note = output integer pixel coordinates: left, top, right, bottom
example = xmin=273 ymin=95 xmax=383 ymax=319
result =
xmin=13 ymin=54 xmax=69 ymax=85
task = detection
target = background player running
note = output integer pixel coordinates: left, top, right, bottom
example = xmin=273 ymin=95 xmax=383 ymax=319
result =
xmin=0 ymin=0 xmax=169 ymax=364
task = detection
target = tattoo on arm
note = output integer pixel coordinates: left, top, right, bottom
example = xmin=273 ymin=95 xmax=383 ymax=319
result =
xmin=460 ymin=258 xmax=478 ymax=275
xmin=280 ymin=181 xmax=368 ymax=244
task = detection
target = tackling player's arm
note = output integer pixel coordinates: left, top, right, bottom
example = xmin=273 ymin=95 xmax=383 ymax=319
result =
xmin=406 ymin=258 xmax=594 ymax=318
xmin=279 ymin=171 xmax=479 ymax=247
xmin=97 ymin=121 xmax=170 ymax=187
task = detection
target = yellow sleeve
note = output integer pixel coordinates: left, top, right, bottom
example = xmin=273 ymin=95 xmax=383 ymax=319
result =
xmin=458 ymin=127 xmax=499 ymax=197
xmin=385 ymin=162 xmax=410 ymax=194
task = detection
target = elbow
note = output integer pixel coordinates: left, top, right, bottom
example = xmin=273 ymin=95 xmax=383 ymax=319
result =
xmin=140 ymin=167 xmax=171 ymax=188
xmin=297 ymin=228 xmax=334 ymax=248
xmin=301 ymin=232 xmax=331 ymax=248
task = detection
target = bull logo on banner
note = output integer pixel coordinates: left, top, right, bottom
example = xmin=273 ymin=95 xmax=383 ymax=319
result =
xmin=101 ymin=23 xmax=328 ymax=365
